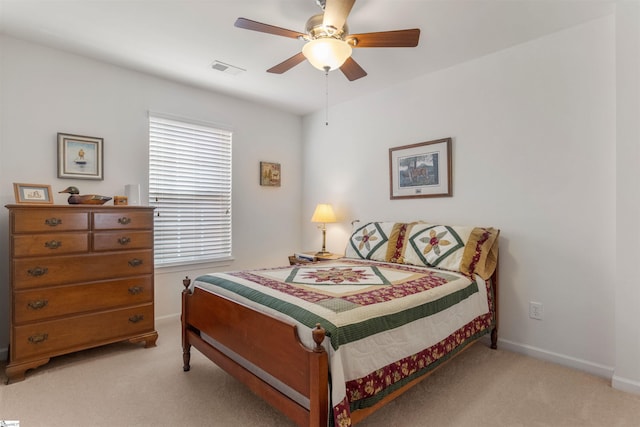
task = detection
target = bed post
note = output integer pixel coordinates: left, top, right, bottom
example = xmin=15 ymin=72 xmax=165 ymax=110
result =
xmin=309 ymin=324 xmax=329 ymax=427
xmin=490 ymin=260 xmax=499 ymax=350
xmin=182 ymin=276 xmax=192 ymax=371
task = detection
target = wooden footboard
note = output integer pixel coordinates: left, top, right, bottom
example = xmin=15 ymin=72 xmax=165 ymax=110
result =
xmin=181 ymin=278 xmax=329 ymax=427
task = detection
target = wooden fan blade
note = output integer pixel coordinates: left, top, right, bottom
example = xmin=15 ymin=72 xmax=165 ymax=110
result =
xmin=346 ymin=29 xmax=420 ymax=48
xmin=234 ymin=17 xmax=305 ymax=39
xmin=323 ymin=0 xmax=355 ymax=32
xmin=267 ymin=52 xmax=307 ymax=74
xmin=340 ymin=56 xmax=367 ymax=81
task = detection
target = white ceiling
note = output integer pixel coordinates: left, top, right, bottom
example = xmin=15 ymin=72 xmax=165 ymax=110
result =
xmin=0 ymin=0 xmax=615 ymax=115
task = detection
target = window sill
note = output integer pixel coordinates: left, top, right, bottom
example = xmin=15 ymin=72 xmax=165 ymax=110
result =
xmin=154 ymin=256 xmax=235 ymax=274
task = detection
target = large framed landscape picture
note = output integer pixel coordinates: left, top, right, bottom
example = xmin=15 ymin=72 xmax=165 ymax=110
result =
xmin=389 ymin=137 xmax=452 ymax=199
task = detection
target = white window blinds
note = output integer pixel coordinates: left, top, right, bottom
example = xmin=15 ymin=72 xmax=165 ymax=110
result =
xmin=149 ymin=114 xmax=232 ymax=266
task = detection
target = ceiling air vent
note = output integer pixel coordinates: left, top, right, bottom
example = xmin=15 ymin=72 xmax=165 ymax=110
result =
xmin=211 ymin=60 xmax=245 ymax=76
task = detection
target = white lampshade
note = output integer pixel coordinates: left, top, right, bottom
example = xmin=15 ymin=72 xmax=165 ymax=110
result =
xmin=311 ymin=203 xmax=337 ymax=223
xmin=302 ymin=38 xmax=352 ymax=71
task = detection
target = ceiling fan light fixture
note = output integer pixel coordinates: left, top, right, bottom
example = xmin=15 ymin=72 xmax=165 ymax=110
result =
xmin=302 ymin=37 xmax=352 ymax=71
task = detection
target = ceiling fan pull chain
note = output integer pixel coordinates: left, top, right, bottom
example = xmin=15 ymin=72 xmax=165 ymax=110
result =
xmin=324 ymin=66 xmax=330 ymax=126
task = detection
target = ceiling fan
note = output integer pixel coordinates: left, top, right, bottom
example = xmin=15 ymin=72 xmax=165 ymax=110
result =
xmin=234 ymin=0 xmax=420 ymax=81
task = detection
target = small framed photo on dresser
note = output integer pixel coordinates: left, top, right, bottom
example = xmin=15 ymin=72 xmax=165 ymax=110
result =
xmin=13 ymin=183 xmax=54 ymax=204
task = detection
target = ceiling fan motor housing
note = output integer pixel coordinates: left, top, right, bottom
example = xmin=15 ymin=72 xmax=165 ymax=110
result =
xmin=305 ymin=14 xmax=348 ymax=40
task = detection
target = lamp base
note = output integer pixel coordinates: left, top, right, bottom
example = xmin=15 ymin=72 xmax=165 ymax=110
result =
xmin=315 ymin=250 xmax=332 ymax=256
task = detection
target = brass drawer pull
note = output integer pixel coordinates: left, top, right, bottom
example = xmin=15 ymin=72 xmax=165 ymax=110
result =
xmin=118 ymin=237 xmax=131 ymax=245
xmin=45 ymin=240 xmax=62 ymax=249
xmin=128 ymin=286 xmax=143 ymax=295
xmin=27 ymin=299 xmax=49 ymax=310
xmin=27 ymin=267 xmax=48 ymax=277
xmin=118 ymin=217 xmax=132 ymax=225
xmin=28 ymin=333 xmax=49 ymax=344
xmin=128 ymin=258 xmax=143 ymax=267
xmin=129 ymin=314 xmax=144 ymax=323
xmin=45 ymin=218 xmax=62 ymax=227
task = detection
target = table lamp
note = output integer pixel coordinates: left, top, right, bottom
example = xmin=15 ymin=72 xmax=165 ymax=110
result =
xmin=311 ymin=203 xmax=336 ymax=256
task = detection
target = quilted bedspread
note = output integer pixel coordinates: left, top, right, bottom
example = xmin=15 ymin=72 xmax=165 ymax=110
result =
xmin=193 ymin=259 xmax=494 ymax=427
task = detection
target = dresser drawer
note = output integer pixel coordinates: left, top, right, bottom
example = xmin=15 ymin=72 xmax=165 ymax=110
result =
xmin=12 ymin=232 xmax=89 ymax=257
xmin=13 ymin=277 xmax=153 ymax=324
xmin=12 ymin=210 xmax=89 ymax=233
xmin=13 ymin=250 xmax=153 ymax=289
xmin=93 ymin=210 xmax=153 ymax=230
xmin=93 ymin=230 xmax=153 ymax=252
xmin=12 ymin=304 xmax=154 ymax=361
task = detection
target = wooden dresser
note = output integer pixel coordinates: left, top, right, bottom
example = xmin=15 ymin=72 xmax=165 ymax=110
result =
xmin=5 ymin=204 xmax=158 ymax=383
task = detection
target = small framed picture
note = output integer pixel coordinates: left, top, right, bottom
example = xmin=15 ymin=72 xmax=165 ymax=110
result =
xmin=389 ymin=137 xmax=452 ymax=199
xmin=260 ymin=161 xmax=281 ymax=187
xmin=13 ymin=183 xmax=54 ymax=204
xmin=57 ymin=133 xmax=104 ymax=180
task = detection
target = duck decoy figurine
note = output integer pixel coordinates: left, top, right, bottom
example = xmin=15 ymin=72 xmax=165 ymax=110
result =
xmin=59 ymin=186 xmax=112 ymax=205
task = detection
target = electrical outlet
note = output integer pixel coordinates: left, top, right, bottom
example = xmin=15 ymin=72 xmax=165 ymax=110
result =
xmin=529 ymin=302 xmax=544 ymax=320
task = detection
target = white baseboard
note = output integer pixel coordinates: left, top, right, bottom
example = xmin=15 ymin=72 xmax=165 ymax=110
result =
xmin=494 ymin=337 xmax=615 ymax=380
xmin=4 ymin=327 xmax=639 ymax=395
xmin=156 ymin=313 xmax=180 ymax=323
xmin=612 ymin=375 xmax=640 ymax=395
xmin=486 ymin=336 xmax=640 ymax=396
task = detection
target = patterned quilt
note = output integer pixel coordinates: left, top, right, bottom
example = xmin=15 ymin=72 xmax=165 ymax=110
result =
xmin=193 ymin=259 xmax=495 ymax=427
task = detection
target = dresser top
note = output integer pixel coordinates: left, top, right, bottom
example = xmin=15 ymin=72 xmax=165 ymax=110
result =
xmin=5 ymin=204 xmax=155 ymax=210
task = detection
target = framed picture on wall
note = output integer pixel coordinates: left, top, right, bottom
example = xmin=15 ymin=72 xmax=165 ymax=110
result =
xmin=260 ymin=161 xmax=281 ymax=187
xmin=13 ymin=183 xmax=54 ymax=204
xmin=389 ymin=137 xmax=452 ymax=199
xmin=57 ymin=133 xmax=104 ymax=180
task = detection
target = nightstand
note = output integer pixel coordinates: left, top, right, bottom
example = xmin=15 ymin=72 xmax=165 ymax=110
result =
xmin=288 ymin=252 xmax=343 ymax=265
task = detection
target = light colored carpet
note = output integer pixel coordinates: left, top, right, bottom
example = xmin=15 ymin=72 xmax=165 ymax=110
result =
xmin=2 ymin=318 xmax=640 ymax=426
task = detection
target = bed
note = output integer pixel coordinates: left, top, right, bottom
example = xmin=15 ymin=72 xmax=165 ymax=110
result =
xmin=181 ymin=221 xmax=500 ymax=426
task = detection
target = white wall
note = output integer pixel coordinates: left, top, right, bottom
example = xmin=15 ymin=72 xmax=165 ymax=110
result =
xmin=302 ymin=15 xmax=620 ymax=379
xmin=0 ymin=36 xmax=304 ymax=355
xmin=613 ymin=0 xmax=640 ymax=393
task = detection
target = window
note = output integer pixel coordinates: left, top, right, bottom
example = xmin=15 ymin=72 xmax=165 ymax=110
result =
xmin=149 ymin=114 xmax=232 ymax=266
